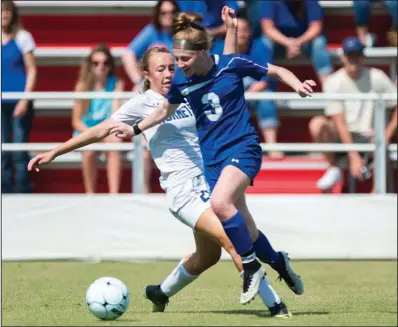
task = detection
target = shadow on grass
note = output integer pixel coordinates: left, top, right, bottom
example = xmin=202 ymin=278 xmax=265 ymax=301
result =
xmin=175 ymin=309 xmax=329 ymax=318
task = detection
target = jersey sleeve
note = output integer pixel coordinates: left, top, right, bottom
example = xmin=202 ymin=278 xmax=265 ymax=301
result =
xmin=111 ymin=96 xmax=144 ymax=126
xmin=250 ymin=39 xmax=273 ymax=82
xmin=229 ymin=54 xmax=269 ymax=80
xmin=15 ymin=30 xmax=36 ymax=54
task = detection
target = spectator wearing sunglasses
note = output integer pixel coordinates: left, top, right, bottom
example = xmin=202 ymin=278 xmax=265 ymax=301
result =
xmin=72 ymin=43 xmax=124 ymax=194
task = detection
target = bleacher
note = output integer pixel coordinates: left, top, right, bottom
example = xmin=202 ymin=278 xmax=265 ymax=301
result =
xmin=14 ymin=0 xmax=398 ymax=194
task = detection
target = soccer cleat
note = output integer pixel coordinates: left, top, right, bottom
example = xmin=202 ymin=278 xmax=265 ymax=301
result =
xmin=144 ymin=285 xmax=169 ymax=312
xmin=274 ymin=252 xmax=304 ymax=295
xmin=269 ymin=301 xmax=292 ymax=318
xmin=240 ymin=265 xmax=265 ymax=305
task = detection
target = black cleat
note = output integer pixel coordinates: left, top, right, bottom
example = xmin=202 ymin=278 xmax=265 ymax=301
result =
xmin=272 ymin=252 xmax=304 ymax=295
xmin=144 ymin=285 xmax=169 ymax=312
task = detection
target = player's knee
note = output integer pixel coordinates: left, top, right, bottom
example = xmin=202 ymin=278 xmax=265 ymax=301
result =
xmin=210 ymin=197 xmax=234 ymax=220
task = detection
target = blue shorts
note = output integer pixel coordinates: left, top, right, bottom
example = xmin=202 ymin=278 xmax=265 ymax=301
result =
xmin=204 ymin=144 xmax=262 ymax=192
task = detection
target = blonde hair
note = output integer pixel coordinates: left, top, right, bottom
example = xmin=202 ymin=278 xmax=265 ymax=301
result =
xmin=2 ymin=1 xmax=22 ymax=36
xmin=76 ymin=43 xmax=116 ymax=92
xmin=140 ymin=47 xmax=172 ymax=91
xmin=172 ymin=12 xmax=211 ymax=50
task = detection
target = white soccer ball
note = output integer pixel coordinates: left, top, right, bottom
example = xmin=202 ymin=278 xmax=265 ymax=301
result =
xmin=86 ymin=277 xmax=130 ymax=320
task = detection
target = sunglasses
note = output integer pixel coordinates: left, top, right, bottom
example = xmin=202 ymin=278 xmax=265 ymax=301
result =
xmin=160 ymin=9 xmax=177 ymax=16
xmin=91 ymin=60 xmax=110 ymax=67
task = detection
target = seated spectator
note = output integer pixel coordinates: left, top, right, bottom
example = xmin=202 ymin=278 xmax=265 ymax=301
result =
xmin=214 ymin=12 xmax=283 ymax=158
xmin=123 ymin=0 xmax=180 ymax=193
xmin=73 ymin=44 xmax=124 ymax=194
xmin=123 ymin=0 xmax=180 ymax=91
xmin=353 ymin=0 xmax=397 ymax=47
xmin=309 ymin=37 xmax=397 ymax=192
xmin=1 ymin=0 xmax=37 ymax=193
xmin=241 ymin=0 xmax=265 ymax=39
xmin=261 ymin=0 xmax=333 ymax=84
xmin=177 ymin=0 xmax=239 ymax=54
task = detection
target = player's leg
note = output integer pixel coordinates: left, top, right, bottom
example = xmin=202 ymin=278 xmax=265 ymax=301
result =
xmin=235 ymin=194 xmax=304 ymax=296
xmin=209 ymin=164 xmax=264 ymax=304
xmin=146 ymin=227 xmax=289 ymax=317
xmin=145 ymin=231 xmax=221 ymax=312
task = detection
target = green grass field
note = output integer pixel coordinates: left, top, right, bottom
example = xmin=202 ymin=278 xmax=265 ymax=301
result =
xmin=2 ymin=260 xmax=397 ymax=326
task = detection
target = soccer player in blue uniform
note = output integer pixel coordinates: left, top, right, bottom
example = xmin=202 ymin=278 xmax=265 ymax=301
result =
xmin=113 ymin=11 xmax=315 ymax=304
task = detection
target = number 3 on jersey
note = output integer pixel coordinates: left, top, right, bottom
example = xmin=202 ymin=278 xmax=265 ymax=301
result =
xmin=202 ymin=92 xmax=223 ymax=122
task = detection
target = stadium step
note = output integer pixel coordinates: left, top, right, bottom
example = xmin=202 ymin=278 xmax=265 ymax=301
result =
xmin=249 ymin=157 xmax=343 ymax=194
xmin=20 ymin=14 xmax=393 ymax=47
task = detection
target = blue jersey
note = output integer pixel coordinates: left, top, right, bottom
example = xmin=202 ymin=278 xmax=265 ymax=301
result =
xmin=166 ymin=54 xmax=268 ymax=165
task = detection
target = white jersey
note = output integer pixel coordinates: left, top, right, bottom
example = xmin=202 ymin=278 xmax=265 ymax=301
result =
xmin=111 ymin=89 xmax=204 ymax=190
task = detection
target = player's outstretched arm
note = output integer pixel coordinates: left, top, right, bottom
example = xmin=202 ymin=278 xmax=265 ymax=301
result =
xmin=137 ymin=100 xmax=178 ymax=132
xmin=27 ymin=118 xmax=122 ymax=172
xmin=267 ymin=63 xmax=317 ymax=98
xmin=222 ymin=6 xmax=237 ymax=55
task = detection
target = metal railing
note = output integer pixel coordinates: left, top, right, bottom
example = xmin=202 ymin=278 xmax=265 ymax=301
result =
xmin=2 ymin=91 xmax=397 ymax=194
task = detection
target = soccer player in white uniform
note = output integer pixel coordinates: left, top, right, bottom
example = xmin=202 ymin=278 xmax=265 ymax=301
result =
xmin=28 ymin=7 xmax=291 ymax=318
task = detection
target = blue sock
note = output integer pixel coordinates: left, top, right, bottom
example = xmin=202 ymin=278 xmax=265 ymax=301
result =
xmin=253 ymin=230 xmax=280 ymax=266
xmin=222 ymin=211 xmax=254 ymax=256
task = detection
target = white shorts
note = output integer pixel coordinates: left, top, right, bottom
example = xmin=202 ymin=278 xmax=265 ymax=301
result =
xmin=165 ymin=174 xmax=211 ymax=229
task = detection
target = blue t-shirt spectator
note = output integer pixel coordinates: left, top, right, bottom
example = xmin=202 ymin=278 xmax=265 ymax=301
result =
xmin=261 ymin=0 xmax=323 ymax=38
xmin=177 ymin=0 xmax=239 ymax=29
xmin=2 ymin=30 xmax=35 ymax=103
xmin=127 ymin=24 xmax=173 ymax=60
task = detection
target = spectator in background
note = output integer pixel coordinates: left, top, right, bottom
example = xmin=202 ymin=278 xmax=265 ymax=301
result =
xmin=241 ymin=0 xmax=264 ymax=39
xmin=309 ymin=37 xmax=397 ymax=192
xmin=353 ymin=0 xmax=397 ymax=47
xmin=261 ymin=0 xmax=333 ymax=85
xmin=73 ymin=44 xmax=124 ymax=194
xmin=123 ymin=0 xmax=180 ymax=91
xmin=177 ymin=0 xmax=239 ymax=54
xmin=123 ymin=0 xmax=180 ymax=193
xmin=1 ymin=0 xmax=37 ymax=193
xmin=217 ymin=12 xmax=283 ymax=158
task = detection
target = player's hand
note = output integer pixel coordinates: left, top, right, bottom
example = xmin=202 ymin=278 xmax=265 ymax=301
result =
xmin=221 ymin=6 xmax=237 ymax=29
xmin=297 ymin=80 xmax=316 ymax=98
xmin=110 ymin=121 xmax=135 ymax=139
xmin=27 ymin=151 xmax=56 ymax=172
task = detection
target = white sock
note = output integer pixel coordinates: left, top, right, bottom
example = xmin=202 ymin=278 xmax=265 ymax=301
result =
xmin=160 ymin=259 xmax=199 ymax=297
xmin=258 ymin=277 xmax=281 ymax=308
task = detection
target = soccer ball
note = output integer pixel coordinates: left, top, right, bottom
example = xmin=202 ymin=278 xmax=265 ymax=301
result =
xmin=86 ymin=277 xmax=130 ymax=320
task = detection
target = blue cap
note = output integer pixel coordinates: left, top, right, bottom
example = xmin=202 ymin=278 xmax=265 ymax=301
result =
xmin=342 ymin=37 xmax=365 ymax=54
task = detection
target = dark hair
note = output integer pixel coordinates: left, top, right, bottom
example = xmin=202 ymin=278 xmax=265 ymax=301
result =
xmin=1 ymin=1 xmax=21 ymax=36
xmin=152 ymin=0 xmax=180 ymax=31
xmin=140 ymin=47 xmax=172 ymax=91
xmin=173 ymin=12 xmax=210 ymax=50
xmin=77 ymin=43 xmax=116 ymax=91
xmin=236 ymin=7 xmax=249 ymax=21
